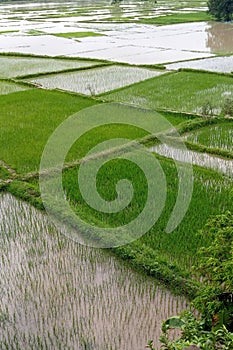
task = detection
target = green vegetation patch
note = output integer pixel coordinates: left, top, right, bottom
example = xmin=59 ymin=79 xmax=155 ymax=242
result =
xmin=0 ymin=89 xmax=196 ymax=176
xmin=0 ymin=81 xmax=30 ymax=95
xmin=0 ymin=89 xmax=97 ymax=174
xmin=103 ymin=71 xmax=233 ymax=115
xmin=53 ymin=31 xmax=105 ymax=38
xmin=0 ymin=30 xmax=19 ymax=34
xmin=186 ymin=121 xmax=233 ymax=151
xmin=61 ymin=154 xmax=232 ymax=272
xmin=0 ymin=166 xmax=11 ymax=180
xmin=139 ymin=11 xmax=212 ymax=25
xmin=0 ymin=56 xmax=104 ymax=79
xmin=26 ymin=29 xmax=45 ymax=36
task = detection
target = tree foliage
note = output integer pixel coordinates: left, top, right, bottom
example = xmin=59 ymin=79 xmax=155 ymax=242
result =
xmin=148 ymin=213 xmax=233 ymax=348
xmin=193 ymin=212 xmax=233 ymax=330
xmin=208 ymin=0 xmax=233 ymax=21
xmin=147 ymin=311 xmax=233 ymax=349
xmin=158 ymin=311 xmax=233 ymax=350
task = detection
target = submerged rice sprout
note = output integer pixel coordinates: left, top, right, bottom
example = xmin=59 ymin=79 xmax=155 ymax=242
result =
xmin=0 ymin=57 xmax=102 ymax=79
xmin=28 ymin=66 xmax=164 ymax=95
xmin=0 ymin=193 xmax=189 ymax=350
xmin=0 ymin=81 xmax=29 ymax=95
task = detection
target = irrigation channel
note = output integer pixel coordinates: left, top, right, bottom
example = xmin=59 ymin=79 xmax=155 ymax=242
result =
xmin=0 ymin=193 xmax=189 ymax=350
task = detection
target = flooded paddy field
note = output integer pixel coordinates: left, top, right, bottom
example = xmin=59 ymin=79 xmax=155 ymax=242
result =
xmin=0 ymin=0 xmax=208 ymax=24
xmin=0 ymin=80 xmax=30 ymax=95
xmin=167 ymin=55 xmax=233 ymax=74
xmin=0 ymin=21 xmax=220 ymax=64
xmin=0 ymin=1 xmax=233 ymax=348
xmin=27 ymin=65 xmax=165 ymax=95
xmin=103 ymin=71 xmax=233 ymax=115
xmin=149 ymin=143 xmax=233 ymax=177
xmin=0 ymin=193 xmax=189 ymax=350
xmin=0 ymin=56 xmax=105 ymax=79
xmin=1 ymin=0 xmax=233 ymax=65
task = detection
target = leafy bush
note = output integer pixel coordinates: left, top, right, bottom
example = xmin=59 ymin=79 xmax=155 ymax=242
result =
xmin=147 ymin=311 xmax=233 ymax=350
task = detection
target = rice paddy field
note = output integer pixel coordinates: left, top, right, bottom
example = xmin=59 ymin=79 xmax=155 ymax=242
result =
xmin=0 ymin=56 xmax=105 ymax=79
xmin=185 ymin=122 xmax=233 ymax=151
xmin=0 ymin=193 xmax=190 ymax=350
xmin=0 ymin=0 xmax=233 ymax=349
xmin=103 ymin=71 xmax=233 ymax=115
xmin=0 ymin=80 xmax=30 ymax=95
xmin=27 ymin=65 xmax=165 ymax=95
xmin=149 ymin=143 xmax=233 ymax=177
xmin=166 ymin=55 xmax=233 ymax=73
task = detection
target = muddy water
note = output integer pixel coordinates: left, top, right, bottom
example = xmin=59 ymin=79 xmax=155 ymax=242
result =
xmin=206 ymin=21 xmax=233 ymax=54
xmin=0 ymin=193 xmax=189 ymax=350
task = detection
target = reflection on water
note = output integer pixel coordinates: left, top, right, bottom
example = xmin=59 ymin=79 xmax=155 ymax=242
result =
xmin=206 ymin=21 xmax=233 ymax=54
xmin=0 ymin=193 xmax=189 ymax=350
xmin=166 ymin=55 xmax=233 ymax=73
xmin=0 ymin=1 xmax=228 ymax=64
xmin=27 ymin=65 xmax=165 ymax=95
xmin=150 ymin=143 xmax=233 ymax=177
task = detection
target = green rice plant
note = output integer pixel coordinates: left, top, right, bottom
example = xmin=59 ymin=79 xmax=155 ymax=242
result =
xmin=0 ymin=89 xmax=193 ymax=176
xmin=0 ymin=166 xmax=11 ymax=180
xmin=0 ymin=80 xmax=29 ymax=95
xmin=0 ymin=193 xmax=189 ymax=349
xmin=103 ymin=72 xmax=233 ymax=115
xmin=222 ymin=98 xmax=233 ymax=116
xmin=166 ymin=55 xmax=233 ymax=74
xmin=185 ymin=122 xmax=233 ymax=151
xmin=139 ymin=11 xmax=212 ymax=25
xmin=27 ymin=66 xmax=165 ymax=96
xmin=0 ymin=89 xmax=97 ymax=173
xmin=53 ymin=32 xmax=105 ymax=38
xmin=0 ymin=56 xmax=104 ymax=79
xmin=61 ymin=153 xmax=232 ymax=272
xmin=0 ymin=30 xmax=19 ymax=34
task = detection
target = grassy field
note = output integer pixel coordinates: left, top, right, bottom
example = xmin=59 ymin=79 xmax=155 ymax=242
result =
xmin=102 ymin=71 xmax=233 ymax=115
xmin=139 ymin=12 xmax=212 ymax=25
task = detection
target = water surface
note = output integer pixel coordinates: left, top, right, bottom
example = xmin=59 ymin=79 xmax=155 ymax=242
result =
xmin=0 ymin=193 xmax=189 ymax=350
xmin=150 ymin=143 xmax=233 ymax=177
xmin=2 ymin=1 xmax=233 ymax=64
